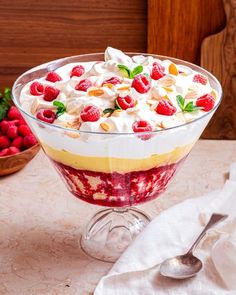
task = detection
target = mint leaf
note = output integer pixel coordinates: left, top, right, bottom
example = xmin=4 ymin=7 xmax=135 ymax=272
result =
xmin=53 ymin=101 xmax=66 ymax=117
xmin=184 ymin=101 xmax=201 ymax=112
xmin=103 ymin=108 xmax=114 ymax=115
xmin=118 ymin=64 xmax=133 ymax=79
xmin=0 ymin=87 xmax=12 ymax=120
xmin=176 ymin=95 xmax=185 ymax=110
xmin=132 ymin=65 xmax=143 ymax=76
xmin=4 ymin=88 xmax=11 ymax=100
xmin=0 ymin=105 xmax=7 ymax=120
xmin=176 ymin=95 xmax=200 ymax=113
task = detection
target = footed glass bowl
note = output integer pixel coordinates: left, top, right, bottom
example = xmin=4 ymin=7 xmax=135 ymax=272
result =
xmin=12 ymin=53 xmax=222 ymax=262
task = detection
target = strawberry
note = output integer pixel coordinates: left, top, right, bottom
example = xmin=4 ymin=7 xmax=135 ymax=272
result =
xmin=75 ymin=79 xmax=92 ymax=92
xmin=155 ymin=100 xmax=176 ymax=116
xmin=46 ymin=71 xmax=62 ymax=82
xmin=116 ymin=95 xmax=136 ymax=110
xmin=0 ymin=135 xmax=10 ymax=149
xmin=23 ymin=134 xmax=38 ymax=148
xmin=131 ymin=74 xmax=151 ymax=94
xmin=43 ymin=86 xmax=60 ymax=101
xmin=36 ymin=109 xmax=56 ymax=124
xmin=196 ymin=94 xmax=215 ymax=111
xmin=80 ymin=105 xmax=100 ymax=122
xmin=30 ymin=81 xmax=44 ymax=96
xmin=70 ymin=65 xmax=85 ymax=78
xmin=193 ymin=74 xmax=208 ymax=85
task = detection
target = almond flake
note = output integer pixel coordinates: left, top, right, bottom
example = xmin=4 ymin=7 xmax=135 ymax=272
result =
xmin=210 ymin=90 xmax=217 ymax=100
xmin=103 ymin=83 xmax=113 ymax=89
xmin=168 ymin=63 xmax=178 ymax=76
xmin=126 ymin=107 xmax=139 ymax=114
xmin=158 ymin=76 xmax=176 ymax=87
xmin=185 ymin=91 xmax=198 ymax=100
xmin=117 ymin=86 xmax=130 ymax=91
xmin=162 ymin=86 xmax=173 ymax=92
xmin=147 ymin=99 xmax=156 ymax=105
xmin=102 ymin=112 xmax=111 ymax=118
xmin=100 ymin=122 xmax=113 ymax=132
xmin=88 ymin=88 xmax=104 ymax=96
xmin=112 ymin=109 xmax=122 ymax=117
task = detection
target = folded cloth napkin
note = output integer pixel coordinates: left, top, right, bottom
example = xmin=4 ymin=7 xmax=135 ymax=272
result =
xmin=94 ymin=164 xmax=236 ymax=295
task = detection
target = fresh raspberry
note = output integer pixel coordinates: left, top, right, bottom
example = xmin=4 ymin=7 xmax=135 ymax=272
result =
xmin=7 ymin=106 xmax=21 ymax=120
xmin=0 ymin=120 xmax=10 ymax=134
xmin=131 ymin=74 xmax=151 ymax=94
xmin=8 ymin=146 xmax=20 ymax=155
xmin=70 ymin=65 xmax=85 ymax=78
xmin=46 ymin=71 xmax=62 ymax=83
xmin=193 ymin=74 xmax=208 ymax=85
xmin=155 ymin=100 xmax=177 ymax=116
xmin=75 ymin=79 xmax=92 ymax=92
xmin=18 ymin=124 xmax=31 ymax=136
xmin=30 ymin=81 xmax=44 ymax=96
xmin=23 ymin=134 xmax=38 ymax=148
xmin=80 ymin=105 xmax=100 ymax=122
xmin=11 ymin=136 xmax=24 ymax=150
xmin=0 ymin=148 xmax=9 ymax=157
xmin=132 ymin=120 xmax=152 ymax=140
xmin=43 ymin=86 xmax=60 ymax=101
xmin=196 ymin=94 xmax=215 ymax=111
xmin=151 ymin=63 xmax=165 ymax=80
xmin=36 ymin=109 xmax=56 ymax=124
xmin=7 ymin=125 xmax=18 ymax=139
xmin=0 ymin=136 xmax=11 ymax=149
xmin=18 ymin=118 xmax=27 ymax=125
xmin=116 ymin=95 xmax=136 ymax=110
xmin=102 ymin=77 xmax=122 ymax=86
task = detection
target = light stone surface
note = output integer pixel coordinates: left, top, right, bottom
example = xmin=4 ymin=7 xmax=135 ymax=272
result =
xmin=0 ymin=140 xmax=235 ymax=295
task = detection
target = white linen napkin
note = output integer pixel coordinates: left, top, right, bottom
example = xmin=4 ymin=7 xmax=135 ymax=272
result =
xmin=94 ymin=164 xmax=236 ymax=295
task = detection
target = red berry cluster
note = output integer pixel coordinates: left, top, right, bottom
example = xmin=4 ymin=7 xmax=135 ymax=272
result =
xmin=0 ymin=106 xmax=38 ymax=157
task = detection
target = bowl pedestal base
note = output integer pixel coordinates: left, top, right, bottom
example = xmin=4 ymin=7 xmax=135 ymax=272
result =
xmin=80 ymin=207 xmax=150 ymax=262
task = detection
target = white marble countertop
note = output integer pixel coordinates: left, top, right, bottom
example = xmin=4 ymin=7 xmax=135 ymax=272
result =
xmin=0 ymin=140 xmax=235 ymax=295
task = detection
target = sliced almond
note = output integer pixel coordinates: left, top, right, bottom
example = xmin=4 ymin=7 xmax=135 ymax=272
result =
xmin=147 ymin=99 xmax=157 ymax=105
xmin=117 ymin=85 xmax=130 ymax=91
xmin=158 ymin=76 xmax=176 ymax=87
xmin=88 ymin=88 xmax=104 ymax=96
xmin=30 ymin=99 xmax=40 ymax=114
xmin=162 ymin=86 xmax=173 ymax=92
xmin=102 ymin=83 xmax=113 ymax=89
xmin=156 ymin=121 xmax=165 ymax=129
xmin=112 ymin=109 xmax=122 ymax=117
xmin=100 ymin=122 xmax=113 ymax=132
xmin=210 ymin=89 xmax=218 ymax=100
xmin=65 ymin=131 xmax=81 ymax=138
xmin=126 ymin=106 xmax=139 ymax=114
xmin=168 ymin=63 xmax=178 ymax=76
xmin=180 ymin=72 xmax=189 ymax=76
xmin=185 ymin=91 xmax=198 ymax=100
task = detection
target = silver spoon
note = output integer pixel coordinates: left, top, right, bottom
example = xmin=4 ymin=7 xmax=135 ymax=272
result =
xmin=159 ymin=213 xmax=228 ymax=279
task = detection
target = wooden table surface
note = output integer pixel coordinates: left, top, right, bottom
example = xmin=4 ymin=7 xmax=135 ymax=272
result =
xmin=0 ymin=140 xmax=235 ymax=295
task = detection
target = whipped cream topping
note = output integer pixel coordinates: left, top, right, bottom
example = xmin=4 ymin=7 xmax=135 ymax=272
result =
xmin=20 ymin=47 xmax=219 ymax=134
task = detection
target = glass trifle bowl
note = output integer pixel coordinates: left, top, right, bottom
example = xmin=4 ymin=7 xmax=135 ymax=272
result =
xmin=12 ymin=48 xmax=222 ymax=262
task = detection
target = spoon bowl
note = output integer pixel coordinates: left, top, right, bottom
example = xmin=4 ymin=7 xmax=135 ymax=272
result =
xmin=160 ymin=254 xmax=203 ymax=279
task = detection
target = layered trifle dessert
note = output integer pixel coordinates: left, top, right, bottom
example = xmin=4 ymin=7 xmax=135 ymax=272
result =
xmin=18 ymin=47 xmax=220 ymax=207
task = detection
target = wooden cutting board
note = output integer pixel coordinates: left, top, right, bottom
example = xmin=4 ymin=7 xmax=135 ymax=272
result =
xmin=201 ymin=0 xmax=236 ymax=139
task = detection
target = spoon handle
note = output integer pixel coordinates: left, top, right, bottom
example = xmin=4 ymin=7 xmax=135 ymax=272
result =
xmin=187 ymin=213 xmax=228 ymax=254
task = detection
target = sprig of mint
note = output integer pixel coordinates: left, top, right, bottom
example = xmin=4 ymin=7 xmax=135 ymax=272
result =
xmin=0 ymin=88 xmax=12 ymax=120
xmin=53 ymin=101 xmax=66 ymax=117
xmin=117 ymin=64 xmax=143 ymax=79
xmin=103 ymin=104 xmax=121 ymax=116
xmin=176 ymin=95 xmax=201 ymax=112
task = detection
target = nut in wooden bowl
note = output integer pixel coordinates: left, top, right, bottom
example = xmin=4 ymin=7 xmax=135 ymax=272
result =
xmin=0 ymin=143 xmax=40 ymax=176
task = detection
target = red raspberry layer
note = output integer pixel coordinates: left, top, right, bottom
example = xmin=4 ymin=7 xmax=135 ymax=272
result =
xmin=51 ymin=157 xmax=186 ymax=207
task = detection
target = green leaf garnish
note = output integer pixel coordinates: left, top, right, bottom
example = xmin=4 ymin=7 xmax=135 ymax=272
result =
xmin=53 ymin=101 xmax=66 ymax=117
xmin=0 ymin=87 xmax=12 ymax=120
xmin=103 ymin=108 xmax=114 ymax=115
xmin=117 ymin=64 xmax=143 ymax=79
xmin=176 ymin=95 xmax=201 ymax=113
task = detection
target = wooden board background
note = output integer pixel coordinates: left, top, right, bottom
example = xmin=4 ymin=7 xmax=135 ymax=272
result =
xmin=0 ymin=0 xmax=147 ymax=88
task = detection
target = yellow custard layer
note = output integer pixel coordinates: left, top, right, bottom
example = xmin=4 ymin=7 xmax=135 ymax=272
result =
xmin=42 ymin=142 xmax=194 ymax=173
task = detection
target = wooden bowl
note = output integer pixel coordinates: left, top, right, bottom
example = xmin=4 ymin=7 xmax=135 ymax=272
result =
xmin=0 ymin=143 xmax=41 ymax=176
